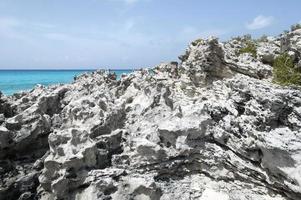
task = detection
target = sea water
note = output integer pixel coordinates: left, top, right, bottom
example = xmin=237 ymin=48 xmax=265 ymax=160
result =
xmin=0 ymin=70 xmax=132 ymax=95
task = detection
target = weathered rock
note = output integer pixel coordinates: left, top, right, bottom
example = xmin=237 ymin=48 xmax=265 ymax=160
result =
xmin=0 ymin=126 xmax=10 ymax=150
xmin=180 ymin=37 xmax=233 ymax=86
xmin=1 ymin=28 xmax=301 ymax=200
xmin=223 ymin=37 xmax=273 ymax=79
xmin=0 ymin=114 xmax=5 ymax=124
xmin=0 ymin=92 xmax=15 ymax=118
xmin=281 ymin=29 xmax=301 ymax=55
xmin=257 ymin=36 xmax=280 ymax=64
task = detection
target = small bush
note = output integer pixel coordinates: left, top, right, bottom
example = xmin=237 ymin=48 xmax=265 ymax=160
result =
xmin=257 ymin=35 xmax=268 ymax=43
xmin=273 ymin=53 xmax=301 ymax=86
xmin=232 ymin=34 xmax=252 ymax=42
xmin=239 ymin=41 xmax=257 ymax=58
xmin=191 ymin=38 xmax=203 ymax=46
xmin=291 ymin=23 xmax=301 ymax=31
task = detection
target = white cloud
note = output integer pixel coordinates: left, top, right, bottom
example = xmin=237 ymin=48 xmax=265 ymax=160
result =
xmin=123 ymin=19 xmax=135 ymax=32
xmin=0 ymin=17 xmax=20 ymax=27
xmin=246 ymin=15 xmax=274 ymax=30
xmin=0 ymin=17 xmax=25 ymax=39
xmin=0 ymin=16 xmax=55 ymax=40
xmin=0 ymin=15 xmax=228 ymax=69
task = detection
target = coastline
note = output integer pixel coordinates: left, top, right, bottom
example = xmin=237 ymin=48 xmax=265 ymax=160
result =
xmin=0 ymin=69 xmax=133 ymax=96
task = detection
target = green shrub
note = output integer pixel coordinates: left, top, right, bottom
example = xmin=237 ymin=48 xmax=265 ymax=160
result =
xmin=257 ymin=35 xmax=268 ymax=43
xmin=191 ymin=38 xmax=203 ymax=46
xmin=291 ymin=23 xmax=301 ymax=31
xmin=232 ymin=34 xmax=252 ymax=42
xmin=273 ymin=53 xmax=301 ymax=86
xmin=239 ymin=41 xmax=257 ymax=58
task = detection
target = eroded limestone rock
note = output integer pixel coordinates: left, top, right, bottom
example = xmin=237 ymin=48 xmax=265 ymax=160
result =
xmin=1 ymin=29 xmax=301 ymax=200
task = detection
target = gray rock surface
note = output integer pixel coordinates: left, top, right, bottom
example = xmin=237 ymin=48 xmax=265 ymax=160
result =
xmin=0 ymin=28 xmax=301 ymax=200
xmin=223 ymin=37 xmax=274 ymax=79
xmin=257 ymin=36 xmax=280 ymax=64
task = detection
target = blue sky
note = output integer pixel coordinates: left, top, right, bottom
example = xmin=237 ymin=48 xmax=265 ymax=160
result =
xmin=0 ymin=0 xmax=300 ymax=69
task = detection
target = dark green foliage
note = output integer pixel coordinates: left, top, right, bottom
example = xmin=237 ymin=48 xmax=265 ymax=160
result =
xmin=273 ymin=53 xmax=301 ymax=86
xmin=191 ymin=38 xmax=203 ymax=46
xmin=291 ymin=23 xmax=301 ymax=31
xmin=232 ymin=34 xmax=252 ymax=42
xmin=234 ymin=35 xmax=257 ymax=58
xmin=239 ymin=41 xmax=257 ymax=58
xmin=256 ymin=35 xmax=268 ymax=43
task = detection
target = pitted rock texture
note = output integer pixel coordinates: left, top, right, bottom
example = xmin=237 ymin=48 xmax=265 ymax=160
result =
xmin=1 ymin=28 xmax=301 ymax=200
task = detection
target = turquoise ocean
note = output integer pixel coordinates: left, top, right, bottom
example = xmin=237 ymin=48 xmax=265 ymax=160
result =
xmin=0 ymin=70 xmax=132 ymax=96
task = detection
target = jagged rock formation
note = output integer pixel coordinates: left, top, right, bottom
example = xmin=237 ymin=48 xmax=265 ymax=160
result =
xmin=0 ymin=28 xmax=301 ymax=200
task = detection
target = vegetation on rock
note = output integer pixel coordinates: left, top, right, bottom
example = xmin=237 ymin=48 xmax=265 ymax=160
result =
xmin=238 ymin=41 xmax=257 ymax=58
xmin=273 ymin=53 xmax=301 ymax=86
xmin=256 ymin=35 xmax=268 ymax=43
xmin=191 ymin=38 xmax=204 ymax=46
xmin=291 ymin=23 xmax=301 ymax=31
xmin=232 ymin=34 xmax=252 ymax=42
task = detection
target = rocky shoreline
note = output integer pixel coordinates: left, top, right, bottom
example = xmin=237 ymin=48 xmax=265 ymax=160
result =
xmin=1 ymin=28 xmax=301 ymax=200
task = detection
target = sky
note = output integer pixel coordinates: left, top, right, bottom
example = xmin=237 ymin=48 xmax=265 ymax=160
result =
xmin=0 ymin=0 xmax=300 ymax=69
